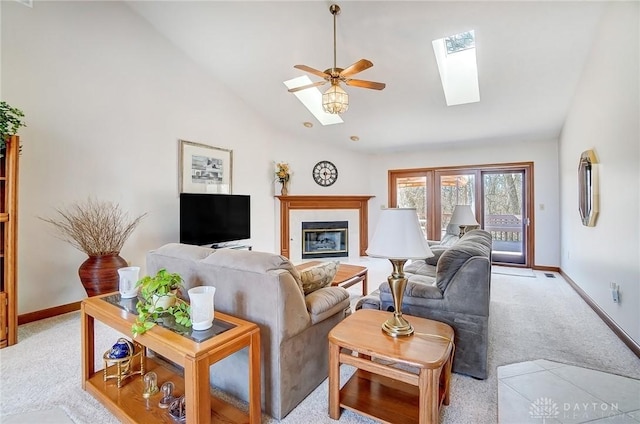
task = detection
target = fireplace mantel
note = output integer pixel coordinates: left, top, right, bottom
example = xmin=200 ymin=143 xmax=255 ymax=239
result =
xmin=276 ymin=195 xmax=375 ymax=258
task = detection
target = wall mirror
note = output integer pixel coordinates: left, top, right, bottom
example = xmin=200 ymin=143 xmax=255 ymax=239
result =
xmin=578 ymin=149 xmax=599 ymax=227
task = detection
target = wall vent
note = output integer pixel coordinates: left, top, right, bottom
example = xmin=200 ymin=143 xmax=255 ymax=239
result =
xmin=544 ymin=273 xmax=556 ymax=278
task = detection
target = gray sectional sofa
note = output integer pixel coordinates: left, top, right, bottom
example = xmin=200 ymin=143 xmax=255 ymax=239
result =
xmin=357 ymin=229 xmax=492 ymax=379
xmin=146 ymin=243 xmax=352 ymax=419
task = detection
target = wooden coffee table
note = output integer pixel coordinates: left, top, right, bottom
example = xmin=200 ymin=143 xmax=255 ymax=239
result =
xmin=328 ymin=309 xmax=455 ymax=424
xmin=81 ymin=293 xmax=261 ymax=424
xmin=296 ymin=261 xmax=368 ymax=296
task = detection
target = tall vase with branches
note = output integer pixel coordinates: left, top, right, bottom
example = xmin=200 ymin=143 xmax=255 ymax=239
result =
xmin=40 ymin=198 xmax=147 ymax=296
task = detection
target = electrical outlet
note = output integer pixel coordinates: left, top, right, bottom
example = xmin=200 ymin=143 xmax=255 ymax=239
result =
xmin=610 ymin=282 xmax=620 ymax=303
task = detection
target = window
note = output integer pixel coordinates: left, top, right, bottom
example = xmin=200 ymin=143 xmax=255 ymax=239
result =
xmin=432 ymin=30 xmax=480 ymax=106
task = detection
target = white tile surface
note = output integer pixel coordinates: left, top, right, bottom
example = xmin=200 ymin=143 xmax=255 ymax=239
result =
xmin=499 ymin=381 xmax=562 ymax=423
xmin=587 ymin=412 xmax=640 ymax=423
xmin=498 ymin=361 xmax=640 ymax=424
xmin=498 ymin=361 xmax=546 ymax=379
xmin=550 ymin=365 xmax=640 ymax=413
xmin=533 ymin=359 xmax=568 ymax=370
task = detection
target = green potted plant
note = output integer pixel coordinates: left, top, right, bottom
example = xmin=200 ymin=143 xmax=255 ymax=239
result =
xmin=0 ymin=101 xmax=26 ymax=158
xmin=131 ymin=268 xmax=192 ymax=337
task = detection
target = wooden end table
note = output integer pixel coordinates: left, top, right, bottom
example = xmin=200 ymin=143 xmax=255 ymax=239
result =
xmin=296 ymin=261 xmax=368 ymax=296
xmin=328 ymin=309 xmax=455 ymax=424
xmin=81 ymin=293 xmax=261 ymax=424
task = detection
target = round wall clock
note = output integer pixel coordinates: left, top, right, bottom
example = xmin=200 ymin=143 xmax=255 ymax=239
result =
xmin=312 ymin=160 xmax=338 ymax=187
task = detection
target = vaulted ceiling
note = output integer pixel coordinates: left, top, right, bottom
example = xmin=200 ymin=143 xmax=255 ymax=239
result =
xmin=126 ymin=1 xmax=607 ymax=153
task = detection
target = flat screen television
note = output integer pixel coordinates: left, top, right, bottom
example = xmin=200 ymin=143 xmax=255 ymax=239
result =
xmin=180 ymin=193 xmax=251 ymax=247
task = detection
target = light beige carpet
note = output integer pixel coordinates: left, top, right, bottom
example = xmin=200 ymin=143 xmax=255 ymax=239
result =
xmin=1 ymin=272 xmax=639 ymax=423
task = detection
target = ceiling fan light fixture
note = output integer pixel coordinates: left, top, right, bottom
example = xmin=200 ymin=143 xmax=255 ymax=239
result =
xmin=322 ymin=83 xmax=349 ymax=114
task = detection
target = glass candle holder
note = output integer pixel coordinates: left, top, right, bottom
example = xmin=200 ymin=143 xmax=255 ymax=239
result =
xmin=158 ymin=381 xmax=175 ymax=408
xmin=142 ymin=371 xmax=159 ymax=398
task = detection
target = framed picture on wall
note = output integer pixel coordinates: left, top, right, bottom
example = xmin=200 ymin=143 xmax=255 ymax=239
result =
xmin=179 ymin=139 xmax=233 ymax=194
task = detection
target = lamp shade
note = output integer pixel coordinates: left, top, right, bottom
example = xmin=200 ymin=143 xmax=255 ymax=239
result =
xmin=366 ymin=208 xmax=433 ymax=259
xmin=322 ymin=84 xmax=349 ymax=114
xmin=449 ymin=205 xmax=479 ymax=226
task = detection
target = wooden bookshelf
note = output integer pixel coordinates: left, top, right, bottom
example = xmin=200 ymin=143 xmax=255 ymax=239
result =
xmin=0 ymin=135 xmax=18 ymax=348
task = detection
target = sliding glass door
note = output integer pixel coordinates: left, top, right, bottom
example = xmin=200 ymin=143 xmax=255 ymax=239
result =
xmin=389 ymin=163 xmax=533 ymax=267
xmin=482 ymin=170 xmax=527 ymax=265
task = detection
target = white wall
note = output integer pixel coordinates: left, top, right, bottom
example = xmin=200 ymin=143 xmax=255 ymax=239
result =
xmin=559 ymin=2 xmax=640 ymax=344
xmin=1 ymin=1 xmax=369 ymax=314
xmin=367 ymin=138 xmax=561 ymax=268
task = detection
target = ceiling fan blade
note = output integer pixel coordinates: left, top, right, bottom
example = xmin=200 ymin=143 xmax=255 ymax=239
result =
xmin=294 ymin=64 xmax=330 ymax=79
xmin=288 ymin=81 xmax=327 ymax=93
xmin=340 ymin=59 xmax=373 ymax=78
xmin=344 ymin=79 xmax=386 ymax=90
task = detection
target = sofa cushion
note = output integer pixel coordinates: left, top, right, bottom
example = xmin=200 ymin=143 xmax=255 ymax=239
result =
xmin=380 ymin=279 xmax=442 ymax=300
xmin=436 ymin=230 xmax=492 ymax=292
xmin=298 ymin=261 xmax=339 ymax=295
xmin=425 ymin=246 xmax=447 ymax=266
xmin=152 ymin=242 xmax=214 ymax=261
xmin=199 ymin=248 xmax=305 ymax=294
xmin=305 ymin=286 xmax=350 ymax=324
xmin=405 ymin=260 xmax=436 ymax=278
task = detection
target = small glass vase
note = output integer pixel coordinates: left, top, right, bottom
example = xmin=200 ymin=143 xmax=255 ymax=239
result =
xmin=280 ymin=180 xmax=288 ymax=196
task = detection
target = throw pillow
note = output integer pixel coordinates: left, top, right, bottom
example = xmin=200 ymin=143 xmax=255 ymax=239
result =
xmin=299 ymin=261 xmax=339 ymax=295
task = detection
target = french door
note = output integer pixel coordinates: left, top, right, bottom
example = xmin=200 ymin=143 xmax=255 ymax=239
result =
xmin=389 ymin=163 xmax=533 ymax=267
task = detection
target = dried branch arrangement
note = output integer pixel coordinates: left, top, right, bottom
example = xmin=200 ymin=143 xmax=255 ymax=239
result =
xmin=40 ymin=198 xmax=147 ymax=256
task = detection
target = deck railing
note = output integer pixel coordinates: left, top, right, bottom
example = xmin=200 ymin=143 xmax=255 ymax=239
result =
xmin=484 ymin=214 xmax=522 ymax=241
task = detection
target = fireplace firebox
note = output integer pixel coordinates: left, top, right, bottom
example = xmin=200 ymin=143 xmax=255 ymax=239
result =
xmin=302 ymin=221 xmax=348 ymax=259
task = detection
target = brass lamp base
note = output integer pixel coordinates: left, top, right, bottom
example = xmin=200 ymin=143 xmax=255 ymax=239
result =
xmin=382 ymin=259 xmax=414 ymax=337
xmin=382 ymin=315 xmax=414 ymax=337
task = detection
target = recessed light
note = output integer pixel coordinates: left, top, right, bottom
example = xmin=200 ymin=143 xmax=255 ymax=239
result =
xmin=350 ymin=136 xmax=360 ymax=142
xmin=303 ymin=122 xmax=313 ymax=128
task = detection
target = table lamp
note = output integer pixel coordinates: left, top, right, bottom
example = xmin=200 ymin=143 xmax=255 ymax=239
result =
xmin=366 ymin=208 xmax=433 ymax=337
xmin=449 ymin=204 xmax=479 ymax=237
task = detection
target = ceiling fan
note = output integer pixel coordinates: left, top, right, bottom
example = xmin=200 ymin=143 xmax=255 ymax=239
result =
xmin=288 ymin=4 xmax=386 ymax=114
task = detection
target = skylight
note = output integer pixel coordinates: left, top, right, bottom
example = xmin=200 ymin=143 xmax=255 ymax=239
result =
xmin=432 ymin=30 xmax=480 ymax=106
xmin=445 ymin=31 xmax=475 ymax=54
xmin=283 ymin=76 xmax=343 ymax=126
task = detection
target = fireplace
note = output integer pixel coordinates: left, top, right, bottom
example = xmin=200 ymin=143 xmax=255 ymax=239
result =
xmin=302 ymin=221 xmax=348 ymax=259
xmin=276 ymin=195 xmax=374 ymax=259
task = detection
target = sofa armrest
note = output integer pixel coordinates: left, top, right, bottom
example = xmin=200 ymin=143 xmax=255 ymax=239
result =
xmin=305 ymin=287 xmax=350 ymax=325
xmin=380 ymin=280 xmax=443 ymax=300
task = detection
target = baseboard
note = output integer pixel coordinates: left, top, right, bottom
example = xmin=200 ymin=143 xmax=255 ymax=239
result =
xmin=561 ymin=270 xmax=640 ymax=358
xmin=532 ymin=265 xmax=560 ymax=272
xmin=18 ymin=301 xmax=82 ymax=325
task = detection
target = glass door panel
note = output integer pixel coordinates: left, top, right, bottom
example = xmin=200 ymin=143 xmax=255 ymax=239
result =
xmin=482 ymin=171 xmax=526 ymax=264
xmin=439 ymin=174 xmax=476 ymax=238
xmin=396 ymin=176 xmax=429 ymax=238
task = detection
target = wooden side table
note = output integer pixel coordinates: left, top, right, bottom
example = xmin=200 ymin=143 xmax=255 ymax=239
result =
xmin=296 ymin=261 xmax=368 ymax=296
xmin=328 ymin=309 xmax=455 ymax=424
xmin=81 ymin=293 xmax=261 ymax=424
